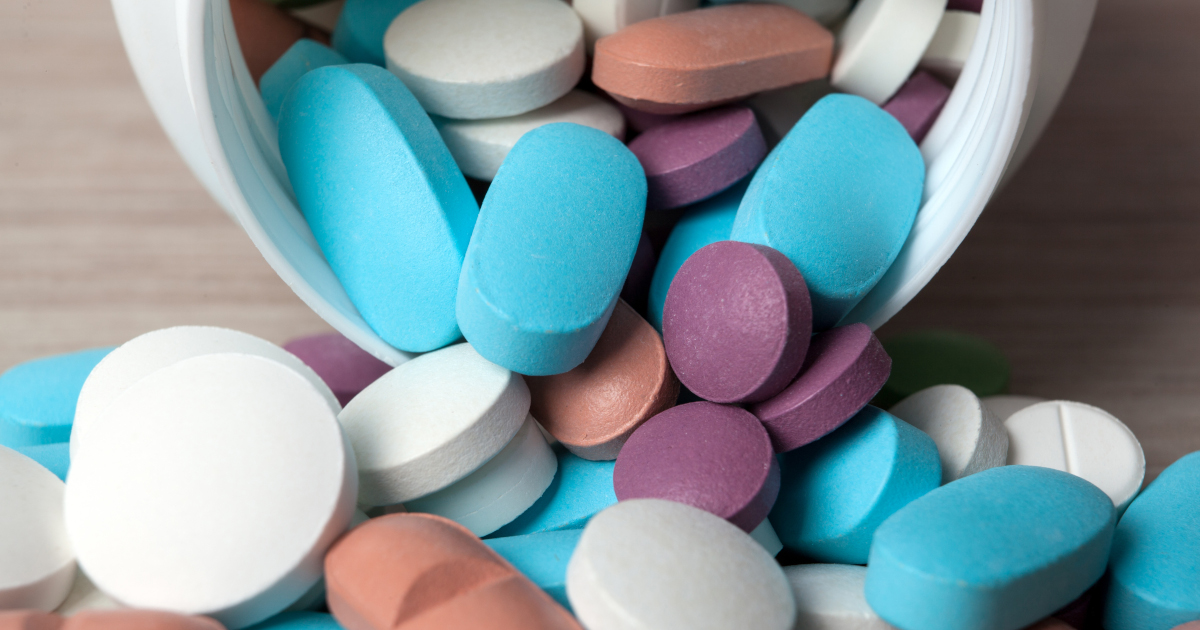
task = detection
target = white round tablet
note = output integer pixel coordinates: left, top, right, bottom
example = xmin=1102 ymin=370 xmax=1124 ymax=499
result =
xmin=1005 ymin=400 xmax=1145 ymax=513
xmin=784 ymin=564 xmax=892 ymax=630
xmin=567 ymin=499 xmax=796 ymax=630
xmin=0 ymin=446 xmax=76 ymax=611
xmin=830 ymin=0 xmax=946 ymax=104
xmin=384 ymin=0 xmax=585 ymax=119
xmin=72 ymin=326 xmax=340 ymax=458
xmin=338 ymin=342 xmax=530 ymax=507
xmin=920 ymin=10 xmax=980 ymax=84
xmin=64 ymin=353 xmax=357 ymax=629
xmin=981 ymin=394 xmax=1045 ymax=422
xmin=572 ymin=0 xmax=699 ymax=49
xmin=889 ymin=384 xmax=1008 ymax=484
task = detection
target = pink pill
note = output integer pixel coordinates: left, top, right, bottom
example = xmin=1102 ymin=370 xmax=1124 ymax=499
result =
xmin=750 ymin=323 xmax=891 ymax=452
xmin=283 ymin=332 xmax=392 ymax=406
xmin=613 ymin=401 xmax=780 ymax=532
xmin=628 ymin=106 xmax=767 ymax=211
xmin=663 ymin=241 xmax=812 ymax=404
xmin=883 ymin=71 xmax=951 ymax=144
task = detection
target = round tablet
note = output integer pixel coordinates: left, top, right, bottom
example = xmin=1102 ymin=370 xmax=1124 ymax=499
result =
xmin=0 ymin=447 xmax=75 ymax=612
xmin=566 ymin=499 xmax=795 ymax=630
xmin=1005 ymin=401 xmax=1145 ymax=513
xmin=981 ymin=395 xmax=1045 ymax=422
xmin=877 ymin=330 xmax=1010 ymax=408
xmin=283 ymin=332 xmax=393 ymax=407
xmin=72 ymin=326 xmax=339 ymax=459
xmin=888 ymin=384 xmax=1008 ymax=484
xmin=614 ymin=402 xmax=779 ymax=532
xmin=64 ymin=354 xmax=357 ymax=629
xmin=383 ymin=0 xmax=585 ymax=119
xmin=61 ymin=611 xmax=224 ymax=630
xmin=830 ymin=0 xmax=946 ymax=104
xmin=663 ymin=241 xmax=812 ymax=404
xmin=750 ymin=324 xmax=891 ymax=453
xmin=784 ymin=564 xmax=892 ymax=630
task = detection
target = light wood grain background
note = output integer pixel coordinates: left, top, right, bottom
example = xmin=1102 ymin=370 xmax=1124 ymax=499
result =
xmin=2 ymin=0 xmax=1197 ymax=481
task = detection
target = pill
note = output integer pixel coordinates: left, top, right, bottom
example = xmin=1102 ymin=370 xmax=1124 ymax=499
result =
xmin=750 ymin=323 xmax=891 ymax=452
xmin=615 ymin=103 xmax=679 ymax=134
xmin=882 ymin=71 xmax=951 ymax=144
xmin=260 ymin=39 xmax=347 ymax=120
xmin=434 ymin=90 xmax=625 ymax=181
xmin=981 ymin=395 xmax=1045 ymax=422
xmin=246 ymin=612 xmax=342 ymax=629
xmin=888 ymin=384 xmax=1008 ymax=484
xmin=283 ymin=332 xmax=392 ymax=407
xmin=1005 ymin=401 xmax=1145 ymax=513
xmin=876 ymin=330 xmax=1010 ymax=409
xmin=325 ymin=514 xmax=581 ymax=630
xmin=746 ymin=79 xmax=834 ymax=148
xmin=830 ymin=0 xmax=946 ymax=104
xmin=946 ymin=0 xmax=982 ymax=11
xmin=53 ymin=570 xmax=120 ymax=617
xmin=384 ymin=0 xmax=584 ymax=119
xmin=0 ymin=348 xmax=112 ymax=448
xmin=61 ymin=611 xmax=224 ymax=630
xmin=592 ymin=4 xmax=833 ymax=115
xmin=338 ymin=342 xmax=529 ymax=507
xmin=646 ymin=181 xmax=743 ymax=331
xmin=230 ymin=0 xmax=329 ymax=84
xmin=865 ymin=466 xmax=1115 ymax=630
xmin=731 ymin=94 xmax=924 ymax=329
xmin=330 ymin=0 xmax=418 ymax=66
xmin=526 ymin=300 xmax=677 ymax=461
xmin=703 ymin=0 xmax=852 ymax=26
xmin=620 ymin=232 xmax=656 ymax=314
xmin=404 ymin=414 xmax=557 ymax=536
xmin=573 ymin=0 xmax=699 ymax=49
xmin=783 ymin=564 xmax=892 ymax=630
xmin=770 ymin=406 xmax=940 ymax=564
xmin=566 ymin=499 xmax=796 ymax=630
xmin=0 ymin=447 xmax=76 ymax=611
xmin=64 ymin=354 xmax=357 ymax=629
xmin=663 ymin=241 xmax=813 ymax=404
xmin=485 ymin=529 xmax=585 ymax=611
xmin=456 ymin=123 xmax=646 ymax=376
xmin=920 ymin=11 xmax=980 ymax=83
xmin=0 ymin=611 xmax=62 ymax=630
xmin=490 ymin=449 xmax=617 ymax=537
xmin=628 ymin=106 xmax=767 ymax=211
xmin=72 ymin=327 xmax=339 ymax=458
xmin=614 ymin=402 xmax=780 ymax=532
xmin=280 ymin=65 xmax=479 ymax=353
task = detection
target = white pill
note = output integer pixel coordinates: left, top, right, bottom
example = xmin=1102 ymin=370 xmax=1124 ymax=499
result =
xmin=572 ymin=0 xmax=699 ymax=49
xmin=783 ymin=564 xmax=894 ymax=630
xmin=830 ymin=0 xmax=945 ymax=104
xmin=384 ymin=0 xmax=585 ymax=119
xmin=920 ymin=10 xmax=979 ymax=83
xmin=339 ymin=342 xmax=530 ymax=507
xmin=55 ymin=569 xmax=121 ymax=616
xmin=0 ymin=446 xmax=76 ymax=611
xmin=981 ymin=394 xmax=1045 ymax=422
xmin=64 ymin=353 xmax=357 ymax=629
xmin=750 ymin=518 xmax=784 ymax=558
xmin=1005 ymin=401 xmax=1145 ymax=513
xmin=72 ymin=326 xmax=339 ymax=459
xmin=888 ymin=384 xmax=1008 ymax=484
xmin=567 ymin=499 xmax=796 ymax=630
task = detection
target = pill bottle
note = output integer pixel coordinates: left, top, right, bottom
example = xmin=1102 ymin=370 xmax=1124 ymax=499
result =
xmin=110 ymin=0 xmax=1095 ymax=366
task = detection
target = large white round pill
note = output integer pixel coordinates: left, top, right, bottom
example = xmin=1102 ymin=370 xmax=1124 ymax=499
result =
xmin=572 ymin=0 xmax=699 ymax=49
xmin=889 ymin=384 xmax=1008 ymax=484
xmin=830 ymin=0 xmax=945 ymax=104
xmin=384 ymin=0 xmax=585 ymax=119
xmin=72 ymin=326 xmax=340 ymax=458
xmin=0 ymin=446 xmax=76 ymax=611
xmin=981 ymin=394 xmax=1045 ymax=422
xmin=64 ymin=353 xmax=357 ymax=629
xmin=567 ymin=499 xmax=796 ymax=630
xmin=338 ymin=342 xmax=530 ymax=507
xmin=1005 ymin=400 xmax=1145 ymax=513
xmin=784 ymin=564 xmax=893 ymax=630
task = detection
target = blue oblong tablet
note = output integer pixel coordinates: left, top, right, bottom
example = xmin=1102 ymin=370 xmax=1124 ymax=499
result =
xmin=279 ymin=64 xmax=478 ymax=353
xmin=457 ymin=123 xmax=646 ymax=375
xmin=260 ymin=39 xmax=347 ymax=121
xmin=0 ymin=347 xmax=113 ymax=448
xmin=866 ymin=466 xmax=1116 ymax=630
xmin=731 ymin=94 xmax=924 ymax=329
xmin=489 ymin=448 xmax=617 ymax=538
xmin=485 ymin=529 xmax=584 ymax=611
xmin=1104 ymin=451 xmax=1200 ymax=630
xmin=332 ymin=0 xmax=421 ymax=66
xmin=247 ymin=611 xmax=343 ymax=629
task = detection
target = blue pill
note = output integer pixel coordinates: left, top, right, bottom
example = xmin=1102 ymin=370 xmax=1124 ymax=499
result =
xmin=332 ymin=0 xmax=421 ymax=66
xmin=0 ymin=347 xmax=113 ymax=448
xmin=731 ymin=94 xmax=924 ymax=329
xmin=1104 ymin=451 xmax=1200 ymax=630
xmin=770 ymin=405 xmax=940 ymax=564
xmin=456 ymin=123 xmax=646 ymax=375
xmin=246 ymin=612 xmax=343 ymax=629
xmin=485 ymin=529 xmax=583 ymax=611
xmin=866 ymin=466 xmax=1115 ymax=630
xmin=490 ymin=448 xmax=617 ymax=537
xmin=14 ymin=443 xmax=70 ymax=481
xmin=260 ymin=39 xmax=347 ymax=121
xmin=279 ymin=65 xmax=478 ymax=353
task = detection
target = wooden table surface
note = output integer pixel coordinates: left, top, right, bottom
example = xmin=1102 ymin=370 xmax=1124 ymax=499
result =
xmin=2 ymin=0 xmax=1197 ymax=481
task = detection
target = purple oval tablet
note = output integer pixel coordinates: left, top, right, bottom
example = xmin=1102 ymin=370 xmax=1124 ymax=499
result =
xmin=750 ymin=323 xmax=891 ymax=452
xmin=882 ymin=71 xmax=951 ymax=144
xmin=283 ymin=332 xmax=393 ymax=406
xmin=628 ymin=106 xmax=767 ymax=211
xmin=663 ymin=241 xmax=812 ymax=404
xmin=614 ymin=401 xmax=780 ymax=532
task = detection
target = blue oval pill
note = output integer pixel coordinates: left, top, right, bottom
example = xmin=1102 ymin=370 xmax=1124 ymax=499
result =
xmin=260 ymin=39 xmax=347 ymax=121
xmin=0 ymin=347 xmax=114 ymax=448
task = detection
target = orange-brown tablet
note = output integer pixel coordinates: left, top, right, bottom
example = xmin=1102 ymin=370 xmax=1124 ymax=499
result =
xmin=526 ymin=300 xmax=679 ymax=461
xmin=60 ymin=611 xmax=224 ymax=630
xmin=230 ymin=0 xmax=331 ymax=84
xmin=325 ymin=514 xmax=581 ymax=630
xmin=0 ymin=611 xmax=62 ymax=630
xmin=592 ymin=4 xmax=833 ymax=114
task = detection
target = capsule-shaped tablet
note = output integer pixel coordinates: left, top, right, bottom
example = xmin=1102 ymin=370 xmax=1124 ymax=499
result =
xmin=260 ymin=39 xmax=346 ymax=121
xmin=490 ymin=450 xmax=617 ymax=537
xmin=457 ymin=123 xmax=646 ymax=376
xmin=0 ymin=447 xmax=76 ymax=612
xmin=0 ymin=348 xmax=112 ymax=448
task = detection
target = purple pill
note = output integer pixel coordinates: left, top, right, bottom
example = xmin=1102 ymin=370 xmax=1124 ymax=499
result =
xmin=614 ymin=401 xmax=780 ymax=532
xmin=750 ymin=323 xmax=891 ymax=452
xmin=628 ymin=106 xmax=767 ymax=211
xmin=947 ymin=0 xmax=983 ymax=12
xmin=283 ymin=332 xmax=393 ymax=406
xmin=621 ymin=231 xmax=657 ymax=314
xmin=663 ymin=241 xmax=812 ymax=404
xmin=883 ymin=71 xmax=951 ymax=144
